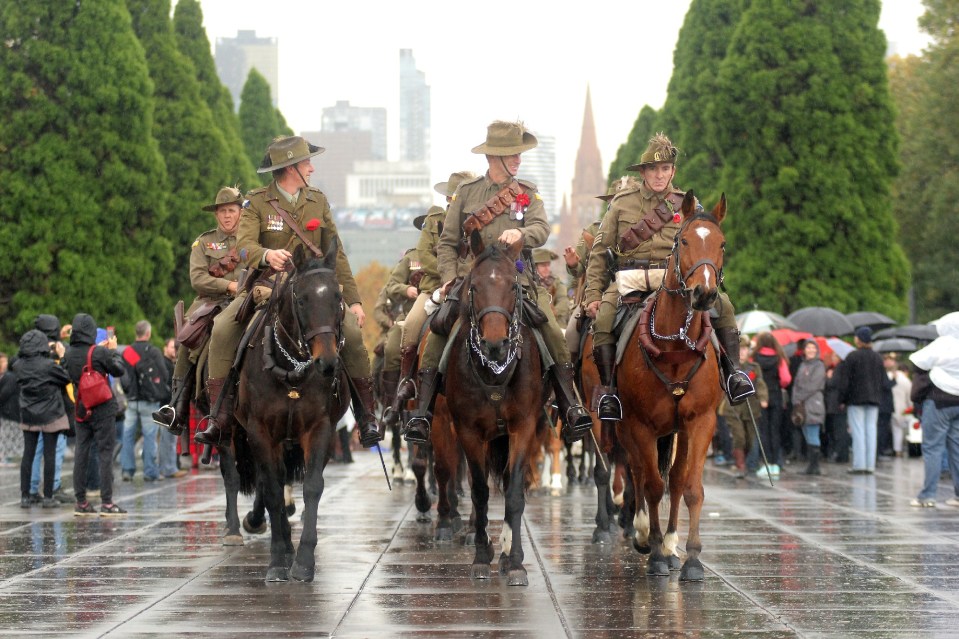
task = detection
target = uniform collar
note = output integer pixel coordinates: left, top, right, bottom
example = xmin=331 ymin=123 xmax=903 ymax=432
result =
xmin=640 ymin=181 xmax=674 ymax=201
xmin=214 ymin=226 xmax=236 ymax=241
xmin=484 ymin=171 xmax=515 ymax=189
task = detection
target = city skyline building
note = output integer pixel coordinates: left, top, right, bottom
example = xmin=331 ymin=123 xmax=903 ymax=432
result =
xmin=399 ymin=49 xmax=431 ymax=163
xmin=321 ymin=101 xmax=388 ymax=161
xmin=214 ymin=30 xmax=279 ymax=110
xmin=301 ymin=129 xmax=374 ymax=209
xmin=560 ymin=86 xmax=605 ymax=253
xmin=520 ymin=132 xmax=557 ymax=224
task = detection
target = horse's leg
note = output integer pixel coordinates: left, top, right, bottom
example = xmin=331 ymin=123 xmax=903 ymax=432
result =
xmin=637 ymin=431 xmax=669 ymax=577
xmin=680 ymin=422 xmax=711 ymax=582
xmin=549 ymin=425 xmax=564 ymax=489
xmin=391 ymin=420 xmax=404 ymax=482
xmin=432 ymin=416 xmax=456 ymax=541
xmin=619 ymin=463 xmax=636 ymax=540
xmin=499 ymin=453 xmax=529 ymax=586
xmin=579 ymin=434 xmax=591 ymax=484
xmin=284 ymin=482 xmax=296 ymax=517
xmin=243 ymin=485 xmax=268 ymax=534
xmin=427 ymin=445 xmax=438 ymax=496
xmin=218 ymin=447 xmax=243 ymax=545
xmin=565 ymin=439 xmax=577 ymax=483
xmin=291 ymin=428 xmax=332 ymax=582
xmin=464 ymin=451 xmax=492 ymax=579
xmin=592 ymin=446 xmax=612 ymax=544
xmin=259 ymin=459 xmax=292 ymax=582
xmin=664 ymin=433 xmax=687 ymax=572
xmin=411 ymin=444 xmax=431 ymax=522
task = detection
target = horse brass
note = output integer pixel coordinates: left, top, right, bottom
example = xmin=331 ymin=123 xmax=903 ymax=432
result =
xmin=288 ymin=389 xmax=301 ymax=400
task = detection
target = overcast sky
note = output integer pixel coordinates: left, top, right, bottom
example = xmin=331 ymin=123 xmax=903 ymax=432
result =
xmin=195 ymin=0 xmax=931 ymax=206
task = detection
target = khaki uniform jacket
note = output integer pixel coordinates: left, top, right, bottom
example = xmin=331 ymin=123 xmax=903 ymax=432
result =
xmin=436 ymin=174 xmax=549 ymax=284
xmin=384 ymin=249 xmax=421 ymax=321
xmin=584 ymin=182 xmax=687 ymax=306
xmin=187 ymin=227 xmax=239 ymax=314
xmin=237 ymin=182 xmax=361 ymax=307
xmin=415 ymin=205 xmax=446 ymax=294
xmin=372 ymin=287 xmax=393 ymax=335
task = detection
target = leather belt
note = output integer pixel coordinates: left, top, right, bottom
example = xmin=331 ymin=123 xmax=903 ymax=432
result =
xmin=616 ymin=259 xmax=666 ymax=271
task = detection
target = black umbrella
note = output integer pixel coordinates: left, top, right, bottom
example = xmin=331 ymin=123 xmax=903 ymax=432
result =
xmin=786 ymin=307 xmax=856 ymax=336
xmin=873 ymin=324 xmax=939 ymax=342
xmin=873 ymin=338 xmax=918 ymax=353
xmin=845 ymin=311 xmax=897 ymax=331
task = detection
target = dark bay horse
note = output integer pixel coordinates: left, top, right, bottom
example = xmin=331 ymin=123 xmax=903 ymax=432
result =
xmin=617 ymin=192 xmax=726 ymax=581
xmin=232 ymin=244 xmax=349 ymax=582
xmin=443 ymin=232 xmax=548 ymax=586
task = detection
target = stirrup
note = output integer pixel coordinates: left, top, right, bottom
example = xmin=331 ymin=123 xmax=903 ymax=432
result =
xmin=404 ymin=414 xmax=431 ymax=445
xmin=563 ymin=407 xmax=592 ymax=444
xmin=598 ymin=392 xmax=622 ymax=421
xmin=152 ymin=405 xmax=177 ymax=430
xmin=193 ymin=417 xmax=221 ymax=446
xmin=725 ymin=371 xmax=756 ymax=405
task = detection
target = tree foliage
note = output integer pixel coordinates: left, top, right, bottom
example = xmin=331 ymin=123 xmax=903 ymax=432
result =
xmin=709 ymin=0 xmax=908 ymax=318
xmin=239 ymin=68 xmax=289 ymax=176
xmin=607 ymin=106 xmax=659 ymax=183
xmin=354 ymin=261 xmax=391 ymax=361
xmin=172 ymin=0 xmax=256 ymax=191
xmin=127 ymin=0 xmax=238 ymax=306
xmin=890 ymin=0 xmax=959 ymax=321
xmin=0 ymin=0 xmax=173 ymax=348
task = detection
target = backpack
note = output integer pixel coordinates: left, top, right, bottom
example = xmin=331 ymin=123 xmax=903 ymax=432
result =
xmin=76 ymin=346 xmax=113 ymax=422
xmin=123 ymin=344 xmax=169 ymax=402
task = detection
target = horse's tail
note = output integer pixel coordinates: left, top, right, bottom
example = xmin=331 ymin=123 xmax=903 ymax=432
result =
xmin=658 ymin=433 xmax=675 ymax=487
xmin=285 ymin=444 xmax=305 ymax=483
xmin=234 ymin=430 xmax=257 ymax=496
xmin=488 ymin=436 xmax=510 ymax=490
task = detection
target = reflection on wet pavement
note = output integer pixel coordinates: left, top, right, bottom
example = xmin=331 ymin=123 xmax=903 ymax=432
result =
xmin=0 ymin=451 xmax=957 ymax=637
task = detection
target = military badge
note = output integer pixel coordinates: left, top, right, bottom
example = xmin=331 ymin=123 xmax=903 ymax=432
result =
xmin=267 ymin=215 xmax=284 ymax=232
xmin=205 ymin=242 xmax=227 ymax=250
xmin=510 ymin=192 xmax=531 ymax=221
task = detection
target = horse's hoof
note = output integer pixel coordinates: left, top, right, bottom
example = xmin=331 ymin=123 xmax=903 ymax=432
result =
xmin=451 ymin=516 xmax=464 ymax=534
xmin=507 ymin=569 xmax=528 ymax=587
xmin=592 ymin=528 xmax=611 ymax=545
xmin=290 ymin=562 xmax=315 ymax=582
xmin=463 ymin=532 xmax=476 ymax=546
xmin=498 ymin=553 xmax=509 ymax=576
xmin=646 ymin=558 xmax=670 ymax=577
xmin=470 ymin=563 xmax=491 ymax=580
xmin=416 ymin=511 xmax=431 ymax=523
xmin=414 ymin=495 xmax=433 ymax=514
xmin=668 ymin=555 xmax=682 ymax=571
xmin=680 ymin=558 xmax=705 ymax=582
xmin=285 ymin=503 xmax=296 ymax=517
xmin=265 ymin=567 xmax=289 ymax=582
xmin=243 ymin=514 xmax=267 ymax=535
xmin=222 ymin=534 xmax=244 ymax=546
xmin=434 ymin=526 xmax=452 ymax=542
xmin=632 ymin=539 xmax=651 ymax=555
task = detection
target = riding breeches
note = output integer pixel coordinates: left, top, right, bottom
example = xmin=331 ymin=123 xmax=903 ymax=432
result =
xmin=207 ymin=292 xmax=371 ymax=380
xmin=593 ymin=289 xmax=738 ymax=349
xmin=398 ymin=293 xmax=431 ymax=350
xmin=420 ymin=285 xmax=571 ymax=370
xmin=382 ymin=321 xmax=403 ymax=371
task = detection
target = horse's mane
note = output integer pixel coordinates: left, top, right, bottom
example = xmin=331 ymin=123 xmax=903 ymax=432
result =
xmin=471 ymin=243 xmax=514 ymax=270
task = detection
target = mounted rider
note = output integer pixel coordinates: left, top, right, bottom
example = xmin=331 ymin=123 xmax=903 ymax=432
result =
xmin=584 ymin=133 xmax=755 ymax=421
xmin=403 ymin=121 xmax=592 ymax=446
xmin=194 ymin=136 xmax=380 ymax=449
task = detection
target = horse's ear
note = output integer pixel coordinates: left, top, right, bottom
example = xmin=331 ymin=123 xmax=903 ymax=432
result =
xmin=292 ymin=244 xmax=308 ymax=270
xmin=323 ymin=236 xmax=338 ymax=269
xmin=504 ymin=239 xmax=523 ymax=261
xmin=712 ymin=193 xmax=727 ymax=224
xmin=469 ymin=229 xmax=484 ymax=256
xmin=681 ymin=190 xmax=697 ymax=219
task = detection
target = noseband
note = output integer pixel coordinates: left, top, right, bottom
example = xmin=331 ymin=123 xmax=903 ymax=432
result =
xmin=272 ymin=266 xmax=345 ymax=376
xmin=467 ymin=273 xmax=523 ymax=377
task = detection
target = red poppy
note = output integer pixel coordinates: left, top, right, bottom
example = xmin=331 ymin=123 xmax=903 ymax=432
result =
xmin=515 ymin=193 xmax=531 ymax=208
xmin=747 ymin=370 xmax=756 ymax=381
xmin=305 ymin=218 xmax=320 ymax=231
xmin=672 ymin=213 xmax=681 ymax=223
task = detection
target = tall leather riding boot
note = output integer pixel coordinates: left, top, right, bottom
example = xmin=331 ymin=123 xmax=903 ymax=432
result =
xmin=732 ymin=448 xmax=747 ymax=478
xmin=337 ymin=426 xmax=354 ymax=463
xmin=593 ymin=343 xmax=621 ymax=421
xmin=804 ymin=446 xmax=822 ymax=475
xmin=350 ymin=377 xmax=382 ymax=448
xmin=153 ymin=375 xmax=193 ymax=435
xmin=404 ymin=368 xmax=440 ymax=445
xmin=194 ymin=377 xmax=233 ymax=446
xmin=386 ymin=346 xmax=419 ymax=423
xmin=716 ymin=326 xmax=756 ymax=405
xmin=551 ymin=363 xmax=593 ymax=444
xmin=380 ymin=369 xmax=401 ymax=427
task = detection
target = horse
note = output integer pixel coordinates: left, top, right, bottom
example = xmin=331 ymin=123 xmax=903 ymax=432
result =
xmin=443 ymin=231 xmax=548 ymax=586
xmin=616 ymin=191 xmax=726 ymax=581
xmin=232 ymin=243 xmax=349 ymax=582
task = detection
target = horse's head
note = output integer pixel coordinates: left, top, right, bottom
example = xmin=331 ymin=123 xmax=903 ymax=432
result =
xmin=466 ymin=230 xmax=523 ymax=367
xmin=282 ymin=242 xmax=344 ymax=377
xmin=670 ymin=191 xmax=726 ymax=311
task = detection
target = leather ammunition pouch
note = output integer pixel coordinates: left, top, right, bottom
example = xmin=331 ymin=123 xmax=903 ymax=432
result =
xmin=522 ymin=295 xmax=548 ymax=328
xmin=176 ymin=301 xmax=225 ymax=350
xmin=208 ymin=247 xmax=240 ymax=278
xmin=619 ymin=193 xmax=684 ymax=252
xmin=236 ymin=274 xmax=275 ymax=325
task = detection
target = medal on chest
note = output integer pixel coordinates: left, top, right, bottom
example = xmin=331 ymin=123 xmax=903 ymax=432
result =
xmin=267 ymin=214 xmax=284 ymax=232
xmin=510 ymin=193 xmax=531 ymax=221
xmin=205 ymin=242 xmax=227 ymax=250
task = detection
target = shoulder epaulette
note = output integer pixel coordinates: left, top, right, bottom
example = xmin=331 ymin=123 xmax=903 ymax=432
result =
xmin=517 ymin=178 xmax=538 ymax=192
xmin=426 ymin=205 xmax=446 ymax=217
xmin=192 ymin=229 xmax=218 ymax=247
xmin=459 ymin=174 xmax=485 ymax=189
xmin=247 ymin=186 xmax=268 ymax=196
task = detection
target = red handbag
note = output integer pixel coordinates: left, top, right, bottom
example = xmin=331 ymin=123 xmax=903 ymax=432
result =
xmin=76 ymin=346 xmax=113 ymax=420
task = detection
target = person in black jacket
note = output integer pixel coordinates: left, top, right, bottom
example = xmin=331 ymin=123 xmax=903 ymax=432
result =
xmin=11 ymin=330 xmax=71 ymax=508
xmin=63 ymin=314 xmax=128 ymax=516
xmin=0 ymin=352 xmax=21 ymax=465
xmin=836 ymin=327 xmax=886 ymax=474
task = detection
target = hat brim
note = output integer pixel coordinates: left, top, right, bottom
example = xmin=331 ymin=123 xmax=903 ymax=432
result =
xmin=256 ymin=144 xmax=325 ymax=174
xmin=626 ymin=159 xmax=675 ymax=171
xmin=413 ymin=215 xmax=427 ymax=231
xmin=201 ymin=200 xmax=243 ymax=212
xmin=471 ymin=132 xmax=538 ymax=156
xmin=433 ymin=181 xmax=450 ymax=196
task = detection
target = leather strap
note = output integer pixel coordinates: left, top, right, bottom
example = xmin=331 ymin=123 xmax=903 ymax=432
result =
xmin=267 ymin=200 xmax=324 ymax=257
xmin=463 ymin=180 xmax=523 ymax=235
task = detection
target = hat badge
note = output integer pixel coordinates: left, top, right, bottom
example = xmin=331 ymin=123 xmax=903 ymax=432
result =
xmin=286 ymin=151 xmax=294 ymax=159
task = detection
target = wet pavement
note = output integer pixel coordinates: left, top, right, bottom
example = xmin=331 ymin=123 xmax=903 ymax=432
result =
xmin=1 ymin=446 xmax=958 ymax=638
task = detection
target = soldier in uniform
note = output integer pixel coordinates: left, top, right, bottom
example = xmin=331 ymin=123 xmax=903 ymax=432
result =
xmin=385 ymin=171 xmax=476 ymax=422
xmin=531 ymin=248 xmax=568 ymax=326
xmin=153 ymin=186 xmax=243 ymax=433
xmin=194 ymin=136 xmax=380 ymax=448
xmin=584 ymin=133 xmax=754 ymax=422
xmin=378 ymin=236 xmax=424 ymax=413
xmin=404 ymin=121 xmax=592 ymax=445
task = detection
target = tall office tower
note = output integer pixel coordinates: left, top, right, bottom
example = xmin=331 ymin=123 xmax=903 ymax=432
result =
xmin=399 ymin=49 xmax=430 ymax=162
xmin=560 ymin=86 xmax=605 ymax=251
xmin=300 ymin=129 xmax=375 ymax=209
xmin=520 ymin=132 xmax=557 ymax=220
xmin=321 ymin=101 xmax=388 ymax=161
xmin=215 ymin=30 xmax=279 ymax=109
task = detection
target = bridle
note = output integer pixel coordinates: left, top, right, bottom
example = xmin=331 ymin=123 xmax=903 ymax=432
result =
xmin=467 ymin=274 xmax=523 ymax=377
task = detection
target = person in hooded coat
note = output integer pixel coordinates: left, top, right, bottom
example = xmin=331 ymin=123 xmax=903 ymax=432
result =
xmin=62 ymin=314 xmax=127 ymax=516
xmin=792 ymin=340 xmax=826 ymax=475
xmin=11 ymin=329 xmax=70 ymax=508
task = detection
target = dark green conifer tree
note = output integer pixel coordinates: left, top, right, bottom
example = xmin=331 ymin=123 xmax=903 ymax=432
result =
xmin=239 ymin=68 xmax=285 ymax=173
xmin=710 ymin=0 xmax=908 ymax=317
xmin=0 ymin=0 xmax=173 ymax=346
xmin=172 ymin=0 xmax=256 ymax=190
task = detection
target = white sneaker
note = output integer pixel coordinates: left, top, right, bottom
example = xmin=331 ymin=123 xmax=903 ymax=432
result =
xmin=944 ymin=497 xmax=959 ymax=508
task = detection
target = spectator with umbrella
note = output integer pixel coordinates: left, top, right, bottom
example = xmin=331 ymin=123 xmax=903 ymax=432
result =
xmin=791 ymin=340 xmax=826 ymax=475
xmin=836 ymin=327 xmax=886 ymax=474
xmin=753 ymin=332 xmax=792 ymax=478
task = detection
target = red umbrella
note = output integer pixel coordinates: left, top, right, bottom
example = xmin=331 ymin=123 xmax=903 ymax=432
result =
xmin=770 ymin=328 xmax=812 ymax=346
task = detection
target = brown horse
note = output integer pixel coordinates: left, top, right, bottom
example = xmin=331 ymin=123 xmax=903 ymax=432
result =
xmin=443 ymin=231 xmax=547 ymax=586
xmin=232 ymin=244 xmax=349 ymax=582
xmin=616 ymin=191 xmax=726 ymax=581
